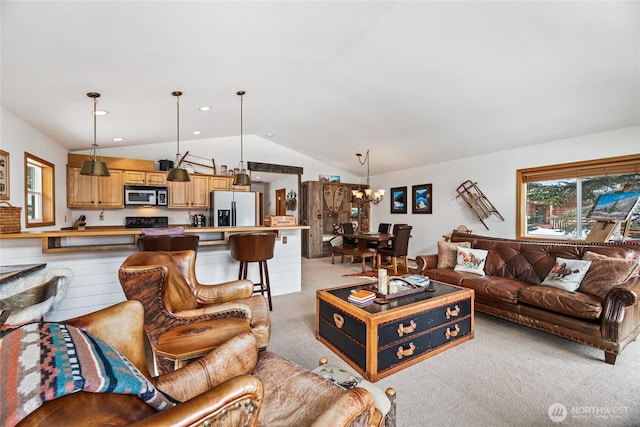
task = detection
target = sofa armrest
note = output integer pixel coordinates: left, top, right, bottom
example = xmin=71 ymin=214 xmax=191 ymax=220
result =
xmin=133 ymin=375 xmax=264 ymax=427
xmin=415 ymin=254 xmax=438 ymax=274
xmin=605 ymin=275 xmax=640 ymax=306
xmin=152 ymin=332 xmax=258 ymax=402
xmin=194 ymin=280 xmax=254 ymax=305
xmin=602 ymin=275 xmax=640 ymax=341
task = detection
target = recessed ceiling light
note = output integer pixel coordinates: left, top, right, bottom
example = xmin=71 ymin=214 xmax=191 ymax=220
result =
xmin=112 ymin=137 xmax=124 ymax=142
xmin=199 ymin=106 xmax=211 ymax=112
xmin=93 ymin=110 xmax=108 ymax=116
xmin=193 ymin=130 xmax=201 ymax=135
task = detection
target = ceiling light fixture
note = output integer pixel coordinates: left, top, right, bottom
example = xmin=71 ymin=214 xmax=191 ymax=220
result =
xmin=352 ymin=150 xmax=385 ymax=204
xmin=80 ymin=92 xmax=110 ymax=176
xmin=112 ymin=137 xmax=124 ymax=142
xmin=233 ymin=90 xmax=251 ymax=186
xmin=166 ymin=91 xmax=190 ymax=182
xmin=199 ymin=106 xmax=211 ymax=112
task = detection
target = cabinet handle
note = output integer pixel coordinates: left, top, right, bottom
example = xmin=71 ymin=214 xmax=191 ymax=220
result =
xmin=397 ymin=320 xmax=417 ymax=337
xmin=446 ymin=305 xmax=460 ymax=319
xmin=396 ymin=343 xmax=415 ymax=360
xmin=333 ymin=313 xmax=344 ymax=329
xmin=445 ymin=324 xmax=460 ymax=339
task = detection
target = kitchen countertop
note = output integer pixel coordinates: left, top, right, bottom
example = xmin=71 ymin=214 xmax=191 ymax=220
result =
xmin=0 ymin=224 xmax=309 ymax=239
xmin=0 ymin=225 xmax=309 ymax=253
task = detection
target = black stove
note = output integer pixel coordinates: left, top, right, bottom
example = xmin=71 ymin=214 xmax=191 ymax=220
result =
xmin=125 ymin=216 xmax=169 ymax=229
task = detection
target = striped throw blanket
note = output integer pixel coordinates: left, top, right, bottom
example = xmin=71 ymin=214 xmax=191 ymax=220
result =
xmin=0 ymin=322 xmax=176 ymax=426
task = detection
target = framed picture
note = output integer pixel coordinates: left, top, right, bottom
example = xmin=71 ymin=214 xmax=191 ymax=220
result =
xmin=412 ymin=183 xmax=432 ymax=214
xmin=587 ymin=191 xmax=640 ymax=221
xmin=390 ymin=186 xmax=407 ymax=214
xmin=0 ymin=150 xmax=9 ymax=200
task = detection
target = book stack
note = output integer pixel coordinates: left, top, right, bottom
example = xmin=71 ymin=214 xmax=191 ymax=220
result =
xmin=403 ymin=275 xmax=430 ymax=286
xmin=348 ymin=289 xmax=376 ymax=306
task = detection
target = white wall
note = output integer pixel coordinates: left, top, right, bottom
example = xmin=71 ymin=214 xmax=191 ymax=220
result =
xmin=369 ymin=126 xmax=639 ymax=258
xmin=1 ymin=108 xmax=74 ymax=231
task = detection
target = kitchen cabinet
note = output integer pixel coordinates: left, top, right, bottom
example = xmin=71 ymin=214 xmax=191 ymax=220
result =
xmin=67 ymin=167 xmax=124 ymax=208
xmin=300 ymin=181 xmax=369 ymax=258
xmin=210 ymin=176 xmax=232 ymax=191
xmin=168 ymin=174 xmax=209 ymax=208
xmin=124 ymin=170 xmax=167 ymax=185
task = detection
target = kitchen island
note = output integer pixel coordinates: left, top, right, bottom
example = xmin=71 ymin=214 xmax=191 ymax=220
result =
xmin=0 ymin=225 xmax=308 ymax=321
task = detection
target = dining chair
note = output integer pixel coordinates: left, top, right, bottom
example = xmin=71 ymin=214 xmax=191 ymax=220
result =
xmin=368 ymin=223 xmax=392 ymax=249
xmin=376 ymin=225 xmax=413 ymax=274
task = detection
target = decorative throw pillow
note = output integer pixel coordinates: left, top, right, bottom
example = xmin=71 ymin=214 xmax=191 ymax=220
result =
xmin=540 ymin=257 xmax=591 ymax=292
xmin=578 ymin=251 xmax=639 ymax=300
xmin=437 ymin=241 xmax=472 ymax=269
xmin=454 ymin=247 xmax=488 ymax=276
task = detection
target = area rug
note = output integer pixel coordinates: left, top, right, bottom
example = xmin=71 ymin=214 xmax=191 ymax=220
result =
xmin=343 ymin=270 xmax=378 ymax=278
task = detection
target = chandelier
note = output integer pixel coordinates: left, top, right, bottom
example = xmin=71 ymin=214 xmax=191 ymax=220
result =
xmin=352 ymin=150 xmax=385 ymax=204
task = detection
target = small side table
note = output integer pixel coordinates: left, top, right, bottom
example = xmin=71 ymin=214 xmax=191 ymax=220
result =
xmin=156 ymin=317 xmax=251 ymax=370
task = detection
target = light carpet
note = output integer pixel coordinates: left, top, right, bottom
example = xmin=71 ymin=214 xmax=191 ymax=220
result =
xmin=267 ymin=257 xmax=640 ymax=427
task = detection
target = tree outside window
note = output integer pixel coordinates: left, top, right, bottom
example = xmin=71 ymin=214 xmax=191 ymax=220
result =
xmin=518 ymin=155 xmax=640 ymax=241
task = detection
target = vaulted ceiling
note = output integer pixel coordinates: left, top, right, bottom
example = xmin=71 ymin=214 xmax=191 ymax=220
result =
xmin=2 ymin=1 xmax=638 ymax=176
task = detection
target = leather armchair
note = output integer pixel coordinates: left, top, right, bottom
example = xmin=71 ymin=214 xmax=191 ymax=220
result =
xmin=17 ymin=301 xmax=387 ymax=427
xmin=119 ymin=250 xmax=271 ymax=375
xmin=18 ymin=300 xmax=264 ymax=427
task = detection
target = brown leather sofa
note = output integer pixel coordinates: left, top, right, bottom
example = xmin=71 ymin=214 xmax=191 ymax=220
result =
xmin=16 ymin=301 xmax=388 ymax=427
xmin=416 ymin=232 xmax=640 ymax=364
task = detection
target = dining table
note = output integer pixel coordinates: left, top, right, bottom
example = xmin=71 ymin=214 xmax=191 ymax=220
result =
xmin=341 ymin=232 xmax=393 ymax=251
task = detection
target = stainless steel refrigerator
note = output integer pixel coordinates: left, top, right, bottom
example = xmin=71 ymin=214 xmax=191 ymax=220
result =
xmin=209 ymin=191 xmax=259 ymax=226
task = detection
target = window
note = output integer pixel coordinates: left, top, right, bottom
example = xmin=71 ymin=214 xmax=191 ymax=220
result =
xmin=24 ymin=152 xmax=55 ymax=227
xmin=517 ymin=155 xmax=640 ymax=241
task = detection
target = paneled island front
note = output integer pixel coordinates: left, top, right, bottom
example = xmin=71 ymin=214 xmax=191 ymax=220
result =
xmin=0 ymin=225 xmax=308 ymax=321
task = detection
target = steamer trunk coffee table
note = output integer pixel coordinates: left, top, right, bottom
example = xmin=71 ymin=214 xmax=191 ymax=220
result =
xmin=316 ymin=279 xmax=474 ymax=382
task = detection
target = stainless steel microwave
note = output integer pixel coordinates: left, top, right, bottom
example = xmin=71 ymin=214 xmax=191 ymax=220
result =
xmin=124 ymin=186 xmax=168 ymax=206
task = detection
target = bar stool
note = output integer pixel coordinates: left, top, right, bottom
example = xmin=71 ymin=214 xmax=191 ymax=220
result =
xmin=229 ymin=232 xmax=277 ymax=311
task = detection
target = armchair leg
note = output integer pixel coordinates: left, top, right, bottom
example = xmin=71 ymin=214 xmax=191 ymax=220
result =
xmin=385 ymin=388 xmax=396 ymax=427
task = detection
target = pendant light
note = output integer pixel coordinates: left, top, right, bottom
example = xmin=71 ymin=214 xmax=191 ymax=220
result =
xmin=80 ymin=92 xmax=110 ymax=176
xmin=233 ymin=90 xmax=251 ymax=186
xmin=166 ymin=90 xmax=190 ymax=182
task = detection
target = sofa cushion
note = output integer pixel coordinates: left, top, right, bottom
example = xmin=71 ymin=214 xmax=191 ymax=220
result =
xmin=540 ymin=257 xmax=591 ymax=292
xmin=518 ymin=285 xmax=602 ymax=320
xmin=461 ymin=276 xmax=527 ymax=304
xmin=421 ymin=268 xmax=471 ymax=286
xmin=454 ymin=247 xmax=488 ymax=276
xmin=578 ymin=251 xmax=639 ymax=300
xmin=437 ymin=241 xmax=471 ymax=269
